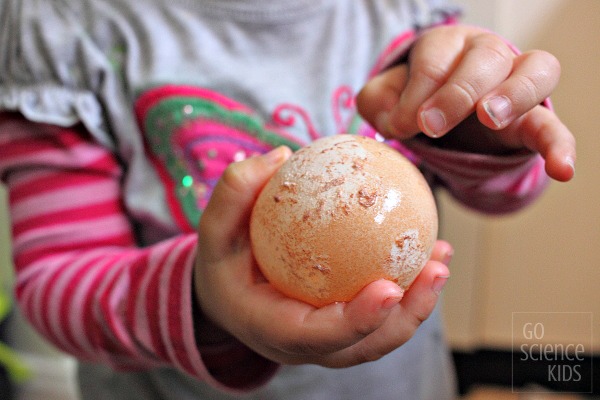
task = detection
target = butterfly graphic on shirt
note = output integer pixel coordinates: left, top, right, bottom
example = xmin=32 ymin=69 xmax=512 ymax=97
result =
xmin=132 ymin=30 xmax=422 ymax=232
xmin=134 ymin=84 xmax=370 ymax=232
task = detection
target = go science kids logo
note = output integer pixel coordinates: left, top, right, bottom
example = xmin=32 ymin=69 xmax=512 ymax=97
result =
xmin=512 ymin=312 xmax=593 ymax=393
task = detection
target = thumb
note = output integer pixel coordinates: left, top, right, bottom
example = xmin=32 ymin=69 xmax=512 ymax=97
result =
xmin=356 ymin=65 xmax=410 ymax=138
xmin=198 ymin=146 xmax=292 ymax=258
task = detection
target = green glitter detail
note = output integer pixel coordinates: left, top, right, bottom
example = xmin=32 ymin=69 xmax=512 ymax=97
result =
xmin=144 ymin=96 xmax=302 ymax=228
xmin=181 ymin=175 xmax=193 ymax=187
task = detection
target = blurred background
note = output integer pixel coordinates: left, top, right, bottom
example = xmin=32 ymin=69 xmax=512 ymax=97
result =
xmin=439 ymin=0 xmax=600 ymax=397
xmin=1 ymin=0 xmax=598 ymax=399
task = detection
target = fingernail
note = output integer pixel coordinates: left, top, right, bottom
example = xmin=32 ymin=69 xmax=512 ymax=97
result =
xmin=432 ymin=275 xmax=450 ymax=296
xmin=264 ymin=146 xmax=289 ymax=164
xmin=382 ymin=290 xmax=404 ymax=309
xmin=376 ymin=111 xmax=391 ymax=136
xmin=483 ymin=96 xmax=512 ymax=128
xmin=442 ymin=249 xmax=454 ymax=266
xmin=420 ymin=108 xmax=446 ymax=137
xmin=566 ymin=155 xmax=576 ymax=176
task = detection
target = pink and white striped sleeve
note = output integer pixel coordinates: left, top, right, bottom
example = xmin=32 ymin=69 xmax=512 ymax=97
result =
xmin=405 ymin=139 xmax=549 ymax=214
xmin=0 ymin=113 xmax=277 ymax=392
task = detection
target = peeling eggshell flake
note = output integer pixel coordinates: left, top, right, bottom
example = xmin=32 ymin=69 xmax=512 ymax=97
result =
xmin=250 ymin=134 xmax=438 ymax=307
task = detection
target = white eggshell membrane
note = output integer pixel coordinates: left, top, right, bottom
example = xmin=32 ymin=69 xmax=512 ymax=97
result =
xmin=250 ymin=135 xmax=438 ymax=307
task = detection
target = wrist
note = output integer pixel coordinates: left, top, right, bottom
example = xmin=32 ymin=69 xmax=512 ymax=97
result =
xmin=192 ymin=274 xmax=234 ymax=347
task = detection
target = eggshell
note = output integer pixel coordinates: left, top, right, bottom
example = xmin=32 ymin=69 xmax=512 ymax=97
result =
xmin=250 ymin=134 xmax=438 ymax=307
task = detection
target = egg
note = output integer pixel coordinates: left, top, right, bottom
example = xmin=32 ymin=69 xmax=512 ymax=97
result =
xmin=250 ymin=134 xmax=438 ymax=307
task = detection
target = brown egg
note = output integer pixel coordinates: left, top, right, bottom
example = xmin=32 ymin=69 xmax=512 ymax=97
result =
xmin=250 ymin=135 xmax=438 ymax=307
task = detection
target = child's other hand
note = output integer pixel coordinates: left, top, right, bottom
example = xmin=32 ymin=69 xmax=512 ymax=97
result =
xmin=357 ymin=25 xmax=576 ymax=182
xmin=194 ymin=147 xmax=451 ymax=367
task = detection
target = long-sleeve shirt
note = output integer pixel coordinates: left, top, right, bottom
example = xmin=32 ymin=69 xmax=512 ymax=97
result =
xmin=0 ymin=0 xmax=549 ymax=398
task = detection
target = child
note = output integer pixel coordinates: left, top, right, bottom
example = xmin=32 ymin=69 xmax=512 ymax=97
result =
xmin=0 ymin=1 xmax=575 ymax=399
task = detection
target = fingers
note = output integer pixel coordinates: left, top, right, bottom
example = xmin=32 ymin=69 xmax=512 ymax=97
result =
xmin=299 ymin=255 xmax=451 ymax=366
xmin=502 ymin=105 xmax=576 ymax=182
xmin=357 ymin=26 xmax=574 ymax=184
xmin=359 ymin=27 xmax=514 ymax=138
xmin=477 ymin=50 xmax=561 ymax=130
xmin=398 ymin=31 xmax=515 ymax=138
xmin=323 ymin=260 xmax=450 ymax=367
xmin=251 ymin=279 xmax=405 ymax=359
xmin=360 ymin=26 xmax=563 ymax=143
xmin=259 ymin=241 xmax=453 ymax=358
xmin=382 ymin=27 xmax=467 ymax=138
xmin=242 ymin=251 xmax=451 ymax=364
xmin=198 ymin=146 xmax=292 ymax=259
xmin=429 ymin=239 xmax=454 ymax=265
xmin=416 ymin=32 xmax=517 ymax=137
xmin=356 ymin=65 xmax=409 ymax=138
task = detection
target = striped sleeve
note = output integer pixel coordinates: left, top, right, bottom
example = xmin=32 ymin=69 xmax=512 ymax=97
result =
xmin=406 ymin=139 xmax=549 ymax=214
xmin=0 ymin=113 xmax=277 ymax=392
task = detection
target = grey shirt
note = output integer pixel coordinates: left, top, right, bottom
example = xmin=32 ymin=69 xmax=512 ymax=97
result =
xmin=1 ymin=0 xmax=459 ymax=398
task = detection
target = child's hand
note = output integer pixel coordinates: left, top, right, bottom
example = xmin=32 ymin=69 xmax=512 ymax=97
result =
xmin=357 ymin=25 xmax=576 ymax=182
xmin=194 ymin=147 xmax=451 ymax=367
